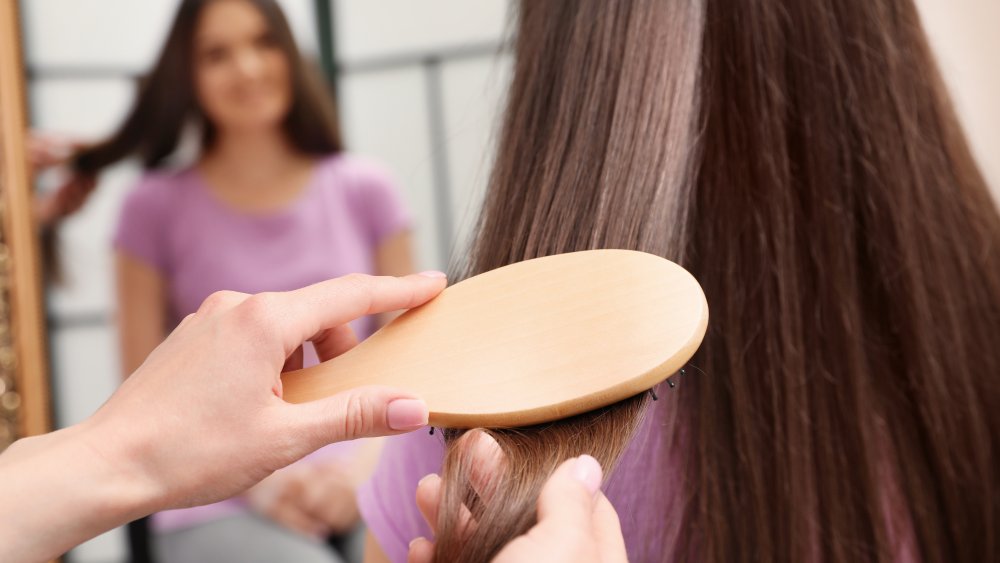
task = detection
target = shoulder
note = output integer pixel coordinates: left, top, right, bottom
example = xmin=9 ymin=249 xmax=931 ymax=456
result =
xmin=315 ymin=154 xmax=410 ymax=229
xmin=121 ymin=167 xmax=193 ymax=212
xmin=319 ymin=153 xmax=400 ymax=192
xmin=357 ymin=432 xmax=444 ymax=560
xmin=113 ymin=168 xmax=194 ymax=265
xmin=362 ymin=431 xmax=445 ymax=500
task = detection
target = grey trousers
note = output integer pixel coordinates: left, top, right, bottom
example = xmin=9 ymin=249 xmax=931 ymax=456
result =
xmin=153 ymin=513 xmax=365 ymax=563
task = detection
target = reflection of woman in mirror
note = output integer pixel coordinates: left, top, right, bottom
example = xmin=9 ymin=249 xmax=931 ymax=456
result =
xmin=52 ymin=1 xmax=415 ymax=561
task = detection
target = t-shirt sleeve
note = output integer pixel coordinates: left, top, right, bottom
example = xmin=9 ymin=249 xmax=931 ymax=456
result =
xmin=347 ymin=158 xmax=413 ymax=246
xmin=357 ymin=431 xmax=446 ymax=563
xmin=112 ymin=176 xmax=171 ymax=273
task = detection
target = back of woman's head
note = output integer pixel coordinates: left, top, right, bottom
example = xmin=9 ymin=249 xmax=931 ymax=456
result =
xmin=434 ymin=0 xmax=1000 ymax=561
xmin=72 ymin=0 xmax=341 ymax=175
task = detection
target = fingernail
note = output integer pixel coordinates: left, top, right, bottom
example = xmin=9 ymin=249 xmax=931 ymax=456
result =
xmin=387 ymin=398 xmax=429 ymax=430
xmin=418 ymin=270 xmax=447 ymax=278
xmin=417 ymin=473 xmax=438 ymax=487
xmin=572 ymin=455 xmax=603 ymax=496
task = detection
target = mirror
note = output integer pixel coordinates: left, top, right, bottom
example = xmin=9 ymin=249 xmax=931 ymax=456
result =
xmin=19 ymin=0 xmax=512 ymax=560
xmin=0 ymin=0 xmax=52 ymax=454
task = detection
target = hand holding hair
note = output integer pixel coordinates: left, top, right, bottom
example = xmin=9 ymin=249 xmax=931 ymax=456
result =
xmin=408 ymin=451 xmax=628 ymax=563
xmin=0 ymin=272 xmax=446 ymax=562
xmin=26 ymin=130 xmax=97 ymax=227
xmin=27 ymin=131 xmax=81 ymax=172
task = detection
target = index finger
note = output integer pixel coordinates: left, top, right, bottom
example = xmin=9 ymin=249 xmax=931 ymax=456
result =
xmin=264 ymin=272 xmax=447 ymax=356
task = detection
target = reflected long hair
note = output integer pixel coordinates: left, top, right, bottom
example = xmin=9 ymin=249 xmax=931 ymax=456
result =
xmin=434 ymin=1 xmax=1000 ymax=561
xmin=40 ymin=0 xmax=341 ymax=279
xmin=72 ymin=0 xmax=342 ymax=174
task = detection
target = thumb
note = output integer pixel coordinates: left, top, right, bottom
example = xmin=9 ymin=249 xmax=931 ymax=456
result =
xmin=492 ymin=455 xmax=605 ymax=562
xmin=536 ymin=455 xmax=603 ymax=528
xmin=286 ymin=386 xmax=429 ymax=451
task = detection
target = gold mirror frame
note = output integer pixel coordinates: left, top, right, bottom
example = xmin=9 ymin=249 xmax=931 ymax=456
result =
xmin=0 ymin=0 xmax=53 ymax=451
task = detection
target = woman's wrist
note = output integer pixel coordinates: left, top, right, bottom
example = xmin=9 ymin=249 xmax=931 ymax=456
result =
xmin=73 ymin=416 xmax=167 ymax=517
xmin=0 ymin=423 xmax=160 ymax=561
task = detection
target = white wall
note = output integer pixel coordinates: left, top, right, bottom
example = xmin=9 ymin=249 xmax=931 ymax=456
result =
xmin=915 ymin=0 xmax=1000 ymax=199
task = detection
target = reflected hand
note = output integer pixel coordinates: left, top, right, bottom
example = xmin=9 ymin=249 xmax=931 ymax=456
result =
xmin=27 ymin=132 xmax=78 ymax=172
xmin=27 ymin=131 xmax=96 ymax=226
xmin=34 ymin=173 xmax=96 ymax=226
xmin=247 ymin=460 xmax=360 ymax=538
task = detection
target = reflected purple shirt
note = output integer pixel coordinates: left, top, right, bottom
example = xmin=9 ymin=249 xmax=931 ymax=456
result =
xmin=113 ymin=153 xmax=412 ymax=532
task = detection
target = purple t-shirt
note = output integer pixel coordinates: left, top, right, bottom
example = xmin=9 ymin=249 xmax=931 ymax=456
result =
xmin=359 ymin=397 xmax=920 ymax=563
xmin=357 ymin=393 xmax=680 ymax=562
xmin=114 ymin=153 xmax=412 ymax=532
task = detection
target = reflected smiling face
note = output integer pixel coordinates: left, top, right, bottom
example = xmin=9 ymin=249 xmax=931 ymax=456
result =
xmin=193 ymin=0 xmax=292 ymax=134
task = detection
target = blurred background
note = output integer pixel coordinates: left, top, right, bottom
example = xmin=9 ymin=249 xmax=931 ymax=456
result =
xmin=14 ymin=0 xmax=998 ymax=561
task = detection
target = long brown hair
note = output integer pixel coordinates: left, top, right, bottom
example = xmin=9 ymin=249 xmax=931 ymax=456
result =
xmin=435 ymin=0 xmax=1000 ymax=561
xmin=73 ymin=0 xmax=342 ymax=174
xmin=39 ymin=0 xmax=341 ymax=280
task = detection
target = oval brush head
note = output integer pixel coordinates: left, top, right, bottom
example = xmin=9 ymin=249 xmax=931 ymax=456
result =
xmin=282 ymin=249 xmax=708 ymax=428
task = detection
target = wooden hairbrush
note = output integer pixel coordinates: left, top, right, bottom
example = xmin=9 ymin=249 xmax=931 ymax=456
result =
xmin=282 ymin=249 xmax=708 ymax=428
